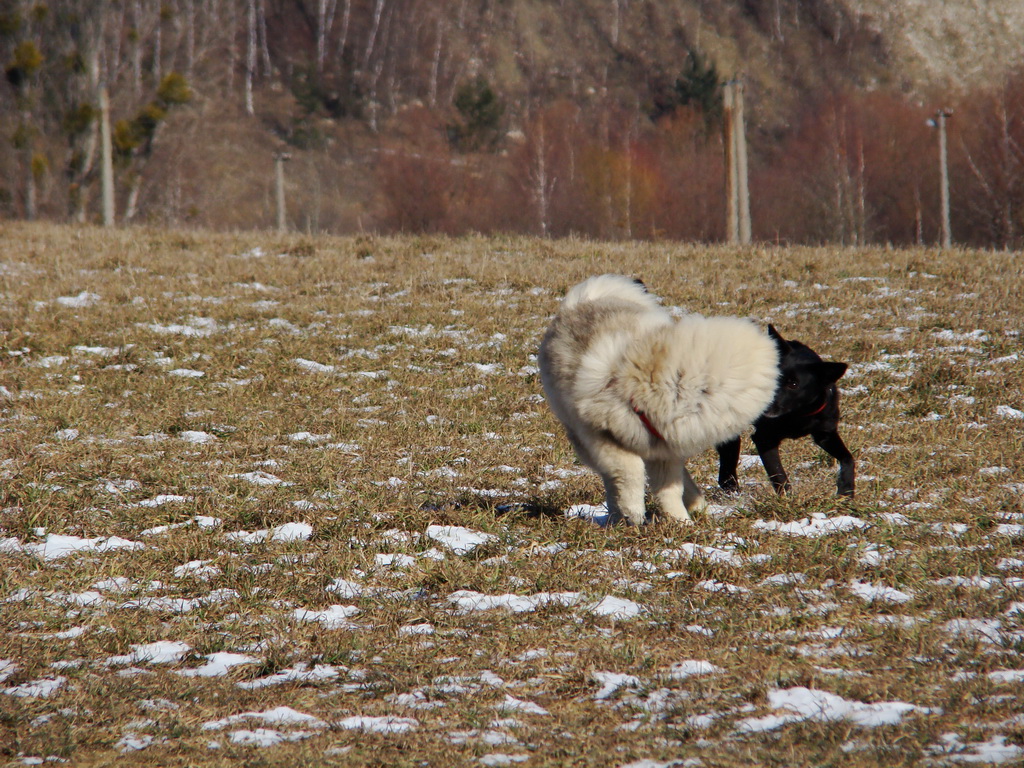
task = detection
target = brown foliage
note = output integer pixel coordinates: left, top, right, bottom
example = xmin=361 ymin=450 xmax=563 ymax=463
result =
xmin=375 ymin=107 xmax=453 ymax=234
xmin=753 ymin=89 xmax=937 ymax=246
xmin=950 ymin=67 xmax=1024 ymax=248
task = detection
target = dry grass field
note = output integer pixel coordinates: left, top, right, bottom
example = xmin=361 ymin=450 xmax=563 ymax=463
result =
xmin=1 ymin=223 xmax=1022 ymax=767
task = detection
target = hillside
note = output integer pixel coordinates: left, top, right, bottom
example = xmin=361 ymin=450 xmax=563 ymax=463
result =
xmin=2 ymin=1 xmax=1023 ymax=245
xmin=850 ymin=0 xmax=1024 ymax=88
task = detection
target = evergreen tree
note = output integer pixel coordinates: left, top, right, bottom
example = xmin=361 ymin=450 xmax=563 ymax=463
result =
xmin=674 ymin=51 xmax=723 ymax=132
xmin=448 ymin=76 xmax=504 ymax=152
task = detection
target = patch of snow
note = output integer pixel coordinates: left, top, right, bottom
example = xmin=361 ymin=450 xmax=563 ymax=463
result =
xmin=479 ymin=755 xmax=530 ymax=766
xmin=292 ymin=605 xmax=360 ymax=630
xmin=228 ymin=470 xmax=293 ymax=487
xmin=943 ymin=618 xmax=1002 ymax=644
xmin=116 ymin=734 xmax=155 ymax=752
xmin=667 ymin=660 xmax=724 ymax=679
xmin=203 ymin=706 xmax=327 ymax=731
xmin=294 ymin=358 xmax=335 ymax=373
xmin=176 ymin=653 xmax=258 ymax=678
xmin=108 ymin=641 xmax=192 ymax=666
xmin=225 ymin=522 xmax=311 ymax=545
xmin=336 ymin=716 xmax=418 ymax=733
xmin=928 ymin=733 xmax=1024 ymax=764
xmin=56 ymin=291 xmax=101 ymax=307
xmin=426 ymin=525 xmax=497 ymax=554
xmin=737 ymin=686 xmax=923 ymax=732
xmin=236 ymin=663 xmax=341 ymax=690
xmin=10 ymin=533 xmax=145 ymax=561
xmin=288 ymin=431 xmax=332 ymax=444
xmin=448 ymin=590 xmax=584 ymax=614
xmin=134 ymin=494 xmax=189 ymax=508
xmin=495 ymin=695 xmax=549 ymax=716
xmin=142 ymin=318 xmax=219 ymax=337
xmin=754 ymin=513 xmax=868 ymax=537
xmin=848 ymin=580 xmax=914 ymax=604
xmin=987 ymin=669 xmax=1024 ymax=683
xmin=564 ymin=504 xmax=612 ymax=526
xmin=588 ymin=596 xmax=644 ymax=620
xmin=3 ymin=676 xmax=66 ymax=698
xmin=592 ymin=672 xmax=642 ymax=700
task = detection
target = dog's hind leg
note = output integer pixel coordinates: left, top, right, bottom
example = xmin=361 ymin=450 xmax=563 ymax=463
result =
xmin=594 ymin=445 xmax=647 ymax=525
xmin=715 ymin=437 xmax=742 ymax=491
xmin=812 ymin=430 xmax=855 ymax=497
xmin=646 ymin=458 xmax=695 ymax=523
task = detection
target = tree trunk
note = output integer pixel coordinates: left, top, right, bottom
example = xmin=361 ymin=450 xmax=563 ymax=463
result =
xmin=317 ymin=0 xmax=338 ymax=73
xmin=125 ymin=175 xmax=143 ymax=222
xmin=24 ymin=150 xmax=37 ymax=221
xmin=363 ymin=0 xmax=387 ymax=71
xmin=185 ymin=0 xmax=195 ymax=78
xmin=428 ymin=15 xmax=445 ymax=108
xmin=152 ymin=0 xmax=162 ymax=82
xmin=133 ymin=0 xmax=143 ymax=96
xmin=336 ymin=0 xmax=352 ymax=60
xmin=245 ymin=0 xmax=256 ymax=115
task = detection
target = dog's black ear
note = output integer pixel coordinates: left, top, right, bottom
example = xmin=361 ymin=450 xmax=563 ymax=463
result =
xmin=819 ymin=361 xmax=848 ymax=383
xmin=632 ymin=277 xmax=647 ymax=292
xmin=768 ymin=324 xmax=791 ymax=353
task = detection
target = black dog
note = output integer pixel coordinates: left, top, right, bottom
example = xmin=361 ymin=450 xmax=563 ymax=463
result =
xmin=716 ymin=325 xmax=854 ymax=497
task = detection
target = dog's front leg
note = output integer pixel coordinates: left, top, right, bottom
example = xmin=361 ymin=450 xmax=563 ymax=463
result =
xmin=754 ymin=438 xmax=790 ymax=495
xmin=681 ymin=465 xmax=707 ymax=517
xmin=715 ymin=437 xmax=742 ymax=491
xmin=646 ymin=458 xmax=697 ymax=523
xmin=812 ymin=430 xmax=855 ymax=497
xmin=596 ymin=448 xmax=647 ymax=525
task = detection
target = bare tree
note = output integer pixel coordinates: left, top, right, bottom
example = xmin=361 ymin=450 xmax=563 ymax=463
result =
xmin=152 ymin=0 xmax=163 ymax=81
xmin=184 ymin=0 xmax=195 ymax=78
xmin=335 ymin=0 xmax=352 ymax=62
xmin=132 ymin=1 xmax=144 ymax=96
xmin=610 ymin=0 xmax=628 ymax=46
xmin=316 ymin=0 xmax=338 ymax=73
xmin=363 ymin=0 xmax=387 ymax=71
xmin=258 ymin=0 xmax=271 ymax=76
xmin=524 ymin=113 xmax=558 ymax=235
xmin=428 ymin=12 xmax=445 ymax=108
xmin=245 ymin=0 xmax=256 ymax=114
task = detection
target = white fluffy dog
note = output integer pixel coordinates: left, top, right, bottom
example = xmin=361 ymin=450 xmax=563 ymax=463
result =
xmin=538 ymin=275 xmax=779 ymax=525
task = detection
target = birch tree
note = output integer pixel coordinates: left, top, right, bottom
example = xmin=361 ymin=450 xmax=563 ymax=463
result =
xmin=316 ymin=0 xmax=338 ymax=73
xmin=245 ymin=0 xmax=256 ymax=114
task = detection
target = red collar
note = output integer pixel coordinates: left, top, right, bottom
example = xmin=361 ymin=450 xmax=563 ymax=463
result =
xmin=632 ymin=403 xmax=665 ymax=441
xmin=805 ymin=399 xmax=828 ymax=417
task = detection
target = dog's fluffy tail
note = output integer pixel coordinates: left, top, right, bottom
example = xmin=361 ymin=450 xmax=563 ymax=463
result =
xmin=561 ymin=274 xmax=660 ymax=313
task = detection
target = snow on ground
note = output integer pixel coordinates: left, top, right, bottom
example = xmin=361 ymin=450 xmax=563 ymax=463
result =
xmin=1 ymin=533 xmax=145 ymax=560
xmin=736 ymin=687 xmax=925 ymax=732
xmin=426 ymin=524 xmax=497 ymax=554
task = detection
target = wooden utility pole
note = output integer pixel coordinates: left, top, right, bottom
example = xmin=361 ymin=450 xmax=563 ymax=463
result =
xmin=100 ymin=83 xmax=115 ymax=227
xmin=723 ymin=81 xmax=751 ymax=244
xmin=275 ymin=151 xmax=291 ymax=233
xmin=936 ymin=109 xmax=952 ymax=249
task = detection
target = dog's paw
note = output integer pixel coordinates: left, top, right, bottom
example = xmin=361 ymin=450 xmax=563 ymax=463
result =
xmin=673 ymin=494 xmax=704 ymax=522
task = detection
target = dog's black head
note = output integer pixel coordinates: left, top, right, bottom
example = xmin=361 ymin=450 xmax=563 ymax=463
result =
xmin=763 ymin=325 xmax=847 ymax=419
